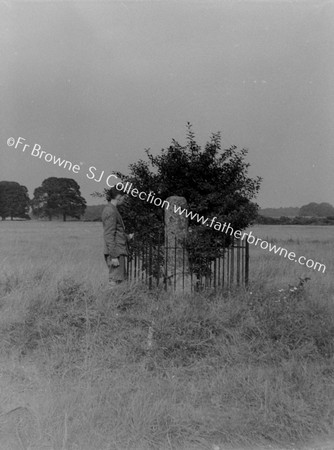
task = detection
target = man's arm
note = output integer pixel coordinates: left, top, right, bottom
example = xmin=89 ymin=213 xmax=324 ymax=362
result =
xmin=103 ymin=211 xmax=119 ymax=258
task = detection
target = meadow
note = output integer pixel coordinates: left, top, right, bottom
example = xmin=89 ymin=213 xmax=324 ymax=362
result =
xmin=0 ymin=221 xmax=333 ymax=450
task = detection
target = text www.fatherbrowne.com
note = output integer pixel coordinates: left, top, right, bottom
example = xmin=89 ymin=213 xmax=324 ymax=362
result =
xmin=173 ymin=204 xmax=326 ymax=274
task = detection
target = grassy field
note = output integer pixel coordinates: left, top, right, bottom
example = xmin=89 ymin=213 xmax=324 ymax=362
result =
xmin=245 ymin=224 xmax=334 ymax=297
xmin=0 ymin=221 xmax=333 ymax=450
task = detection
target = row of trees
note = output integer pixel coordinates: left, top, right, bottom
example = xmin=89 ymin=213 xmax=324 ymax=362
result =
xmin=257 ymin=215 xmax=334 ymax=225
xmin=0 ymin=178 xmax=86 ymax=221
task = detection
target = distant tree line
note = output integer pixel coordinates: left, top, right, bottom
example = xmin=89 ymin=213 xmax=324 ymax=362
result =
xmin=0 ymin=177 xmax=86 ymax=221
xmin=256 ymin=215 xmax=334 ymax=225
xmin=256 ymin=201 xmax=334 ymax=225
xmin=299 ymin=202 xmax=334 ymax=218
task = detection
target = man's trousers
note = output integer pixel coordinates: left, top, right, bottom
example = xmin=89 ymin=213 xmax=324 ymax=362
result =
xmin=104 ymin=254 xmax=127 ymax=283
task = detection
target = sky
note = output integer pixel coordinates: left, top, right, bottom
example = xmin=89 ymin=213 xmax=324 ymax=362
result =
xmin=1 ymin=0 xmax=333 ymax=208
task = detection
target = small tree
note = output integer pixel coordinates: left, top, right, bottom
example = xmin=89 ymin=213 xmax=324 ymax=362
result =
xmin=94 ymin=124 xmax=261 ymax=240
xmin=32 ymin=177 xmax=86 ymax=221
xmin=0 ymin=181 xmax=30 ymax=220
xmin=93 ymin=124 xmax=261 ymax=277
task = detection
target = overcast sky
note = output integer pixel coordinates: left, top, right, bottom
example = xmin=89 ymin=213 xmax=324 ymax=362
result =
xmin=1 ymin=0 xmax=333 ymax=208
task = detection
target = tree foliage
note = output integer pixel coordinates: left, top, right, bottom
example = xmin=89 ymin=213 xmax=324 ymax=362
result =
xmin=94 ymin=124 xmax=262 ymax=253
xmin=32 ymin=177 xmax=86 ymax=221
xmin=0 ymin=181 xmax=30 ymax=220
xmin=299 ymin=202 xmax=334 ymax=218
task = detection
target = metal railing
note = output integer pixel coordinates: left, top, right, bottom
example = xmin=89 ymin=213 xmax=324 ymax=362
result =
xmin=126 ymin=235 xmax=249 ymax=292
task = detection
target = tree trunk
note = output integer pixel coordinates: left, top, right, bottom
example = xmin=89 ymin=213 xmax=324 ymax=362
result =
xmin=63 ymin=213 xmax=66 ymax=222
xmin=48 ymin=214 xmax=52 ymax=221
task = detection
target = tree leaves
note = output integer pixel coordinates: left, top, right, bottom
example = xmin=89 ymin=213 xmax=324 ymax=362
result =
xmin=0 ymin=181 xmax=30 ymax=220
xmin=31 ymin=177 xmax=86 ymax=221
xmin=98 ymin=124 xmax=262 ymax=251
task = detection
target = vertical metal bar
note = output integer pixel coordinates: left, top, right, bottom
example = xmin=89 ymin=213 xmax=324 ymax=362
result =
xmin=130 ymin=254 xmax=133 ymax=281
xmin=226 ymin=245 xmax=230 ymax=288
xmin=190 ymin=269 xmax=193 ymax=293
xmin=174 ymin=236 xmax=177 ymax=291
xmin=213 ymin=257 xmax=217 ymax=288
xmin=139 ymin=246 xmax=141 ymax=281
xmin=143 ymin=245 xmax=145 ymax=281
xmin=230 ymin=238 xmax=234 ymax=285
xmin=203 ymin=257 xmax=205 ymax=290
xmin=146 ymin=242 xmax=149 ymax=286
xmin=241 ymin=238 xmax=244 ymax=283
xmin=165 ymin=235 xmax=168 ymax=291
xmin=137 ymin=247 xmax=140 ymax=280
xmin=147 ymin=242 xmax=149 ymax=283
xmin=148 ymin=240 xmax=153 ymax=289
xmin=136 ymin=252 xmax=138 ymax=282
xmin=154 ymin=239 xmax=157 ymax=288
xmin=138 ymin=245 xmax=140 ymax=281
xmin=182 ymin=237 xmax=185 ymax=290
xmin=140 ymin=245 xmax=143 ymax=280
xmin=157 ymin=233 xmax=161 ymax=287
xmin=141 ymin=245 xmax=146 ymax=281
xmin=142 ymin=244 xmax=145 ymax=283
xmin=245 ymin=240 xmax=249 ymax=287
xmin=140 ymin=245 xmax=142 ymax=281
xmin=236 ymin=239 xmax=241 ymax=286
xmin=207 ymin=260 xmax=210 ymax=288
xmin=222 ymin=249 xmax=225 ymax=288
xmin=198 ymin=263 xmax=201 ymax=291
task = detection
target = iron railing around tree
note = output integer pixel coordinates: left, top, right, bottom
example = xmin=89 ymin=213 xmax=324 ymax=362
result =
xmin=126 ymin=235 xmax=249 ymax=292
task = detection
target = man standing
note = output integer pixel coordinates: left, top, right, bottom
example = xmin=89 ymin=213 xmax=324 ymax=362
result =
xmin=102 ymin=186 xmax=134 ymax=286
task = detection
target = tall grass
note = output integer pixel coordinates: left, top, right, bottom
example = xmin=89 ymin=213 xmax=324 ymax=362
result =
xmin=0 ymin=221 xmax=334 ymax=449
